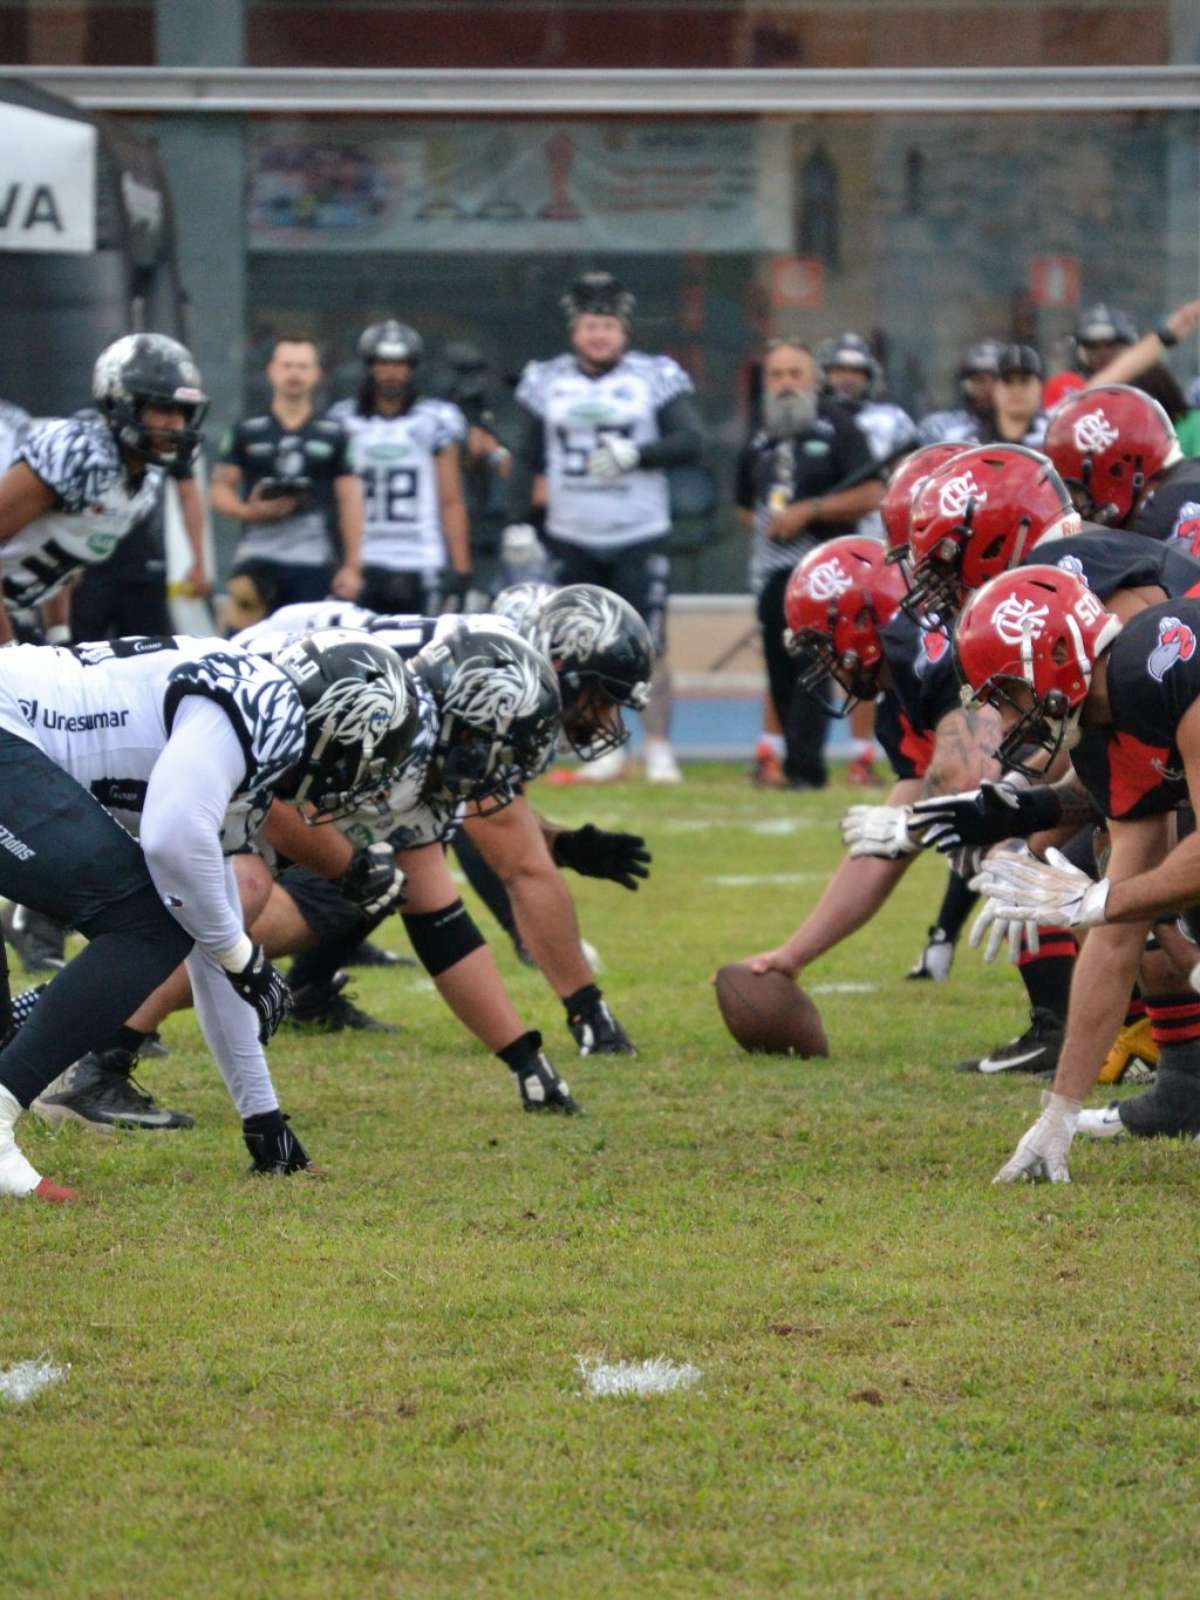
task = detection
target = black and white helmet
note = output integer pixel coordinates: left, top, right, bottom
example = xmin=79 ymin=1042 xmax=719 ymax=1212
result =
xmin=413 ymin=624 xmax=562 ymax=813
xmin=533 ymin=584 xmax=652 ymax=760
xmin=358 ymin=320 xmax=424 ymax=367
xmin=560 ymin=270 xmax=636 ymax=329
xmin=92 ymin=333 xmax=208 ymax=466
xmin=491 ymin=582 xmax=557 ymax=639
xmin=273 ymin=628 xmax=418 ymax=820
xmin=817 ymin=331 xmax=881 ymax=398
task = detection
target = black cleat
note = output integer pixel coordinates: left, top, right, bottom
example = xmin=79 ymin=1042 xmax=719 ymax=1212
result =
xmin=8 ymin=905 xmax=67 ymax=975
xmin=33 ymin=1049 xmax=195 ymax=1131
xmin=345 ymin=939 xmax=415 ymax=969
xmin=287 ymin=972 xmax=397 ymax=1034
xmin=906 ymin=927 xmax=955 ymax=983
xmin=954 ymin=1007 xmax=1064 ymax=1076
xmin=140 ymin=1030 xmax=170 ymax=1059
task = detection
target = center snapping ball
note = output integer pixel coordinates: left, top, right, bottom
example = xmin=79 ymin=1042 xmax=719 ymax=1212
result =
xmin=714 ymin=962 xmax=830 ymax=1058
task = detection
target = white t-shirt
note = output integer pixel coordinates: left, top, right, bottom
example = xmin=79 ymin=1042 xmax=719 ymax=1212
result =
xmin=328 ymin=397 xmax=466 ymax=574
xmin=516 ymin=350 xmax=692 ymax=549
xmin=9 ymin=413 xmax=163 ymax=606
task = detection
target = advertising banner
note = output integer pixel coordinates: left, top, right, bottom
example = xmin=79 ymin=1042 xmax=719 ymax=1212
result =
xmin=0 ymin=100 xmax=96 ymax=254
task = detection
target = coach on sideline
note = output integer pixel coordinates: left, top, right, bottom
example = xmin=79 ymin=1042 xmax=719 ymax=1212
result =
xmin=735 ymin=337 xmax=883 ymax=790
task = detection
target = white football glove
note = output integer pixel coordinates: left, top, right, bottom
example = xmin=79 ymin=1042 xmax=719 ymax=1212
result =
xmin=993 ymin=1090 xmax=1081 ymax=1184
xmin=587 ymin=438 xmax=641 ymax=479
xmin=971 ymin=845 xmax=1110 ymax=931
xmin=840 ymin=804 xmax=920 ymax=859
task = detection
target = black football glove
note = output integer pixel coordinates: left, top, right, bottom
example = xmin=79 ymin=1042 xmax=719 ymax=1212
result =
xmin=243 ymin=1109 xmax=311 ymax=1175
xmin=337 ymin=842 xmax=407 ymax=919
xmin=552 ymin=824 xmax=651 ymax=891
xmin=564 ymin=983 xmax=636 ymax=1056
xmin=911 ymin=780 xmax=1064 ymax=853
xmin=498 ymin=1029 xmax=580 ymax=1114
xmin=224 ymin=944 xmax=292 ymax=1044
xmin=439 ymin=570 xmax=472 ymax=614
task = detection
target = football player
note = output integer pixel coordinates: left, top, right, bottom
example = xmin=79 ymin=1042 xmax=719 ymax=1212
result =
xmin=917 ymin=340 xmax=1002 ymax=446
xmin=954 ymin=569 xmax=1200 ymax=1180
xmin=0 ymin=335 xmax=206 ymax=645
xmin=327 ymin=320 xmax=473 ymax=616
xmin=0 ymin=628 xmax=415 ymax=1198
xmin=504 ymin=271 xmax=704 ymax=783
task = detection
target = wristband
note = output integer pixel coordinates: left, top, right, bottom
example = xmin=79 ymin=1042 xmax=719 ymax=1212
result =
xmin=1157 ymin=320 xmax=1180 ymax=349
xmin=215 ymin=934 xmax=254 ymax=973
xmin=45 ymin=625 xmax=71 ymax=647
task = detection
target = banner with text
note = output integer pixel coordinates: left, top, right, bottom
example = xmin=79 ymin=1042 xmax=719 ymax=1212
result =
xmin=0 ymin=102 xmax=96 ymax=254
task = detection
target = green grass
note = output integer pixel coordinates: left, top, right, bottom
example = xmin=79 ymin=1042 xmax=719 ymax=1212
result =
xmin=4 ymin=766 xmax=1200 ymax=1599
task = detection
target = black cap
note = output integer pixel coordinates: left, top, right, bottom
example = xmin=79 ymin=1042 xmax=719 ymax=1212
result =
xmin=997 ymin=344 xmax=1042 ymax=379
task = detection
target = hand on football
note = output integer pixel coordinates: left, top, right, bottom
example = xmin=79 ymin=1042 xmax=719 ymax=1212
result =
xmin=993 ymin=1091 xmax=1081 ymax=1184
xmin=744 ymin=946 xmax=801 ymax=980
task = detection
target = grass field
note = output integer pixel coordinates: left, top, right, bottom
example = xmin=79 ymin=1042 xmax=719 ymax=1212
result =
xmin=4 ymin=765 xmax=1200 ymax=1599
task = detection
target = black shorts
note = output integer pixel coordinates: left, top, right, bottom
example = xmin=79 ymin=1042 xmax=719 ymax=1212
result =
xmin=277 ymin=864 xmax=365 ymax=943
xmin=231 ymin=559 xmax=337 ymax=614
xmin=359 ymin=568 xmax=444 ymax=617
xmin=544 ymin=536 xmax=671 ymax=657
xmin=0 ymin=730 xmax=154 ymax=933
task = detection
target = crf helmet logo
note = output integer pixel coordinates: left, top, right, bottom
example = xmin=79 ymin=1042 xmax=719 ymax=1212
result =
xmin=937 ymin=471 xmax=985 ymax=520
xmin=1148 ymin=615 xmax=1197 ymax=682
xmin=1055 ymin=554 xmax=1086 ymax=580
xmin=991 ymin=596 xmax=1050 ymax=645
xmin=1072 ymin=409 xmax=1119 ymax=453
xmin=806 ymin=559 xmax=853 ymax=602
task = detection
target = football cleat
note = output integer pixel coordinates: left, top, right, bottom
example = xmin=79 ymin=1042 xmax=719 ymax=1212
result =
xmin=345 ymin=939 xmax=414 ymax=969
xmin=286 ymin=973 xmax=397 ymax=1034
xmin=1087 ymin=1061 xmax=1200 ymax=1139
xmin=566 ymin=989 xmax=636 ymax=1056
xmin=1076 ymin=1103 xmax=1126 ymax=1139
xmin=1096 ymin=1017 xmax=1158 ymax=1086
xmin=514 ymin=1054 xmax=580 ymax=1114
xmin=643 ymin=741 xmax=683 ymax=785
xmin=845 ymin=753 xmax=881 ymax=788
xmin=906 ymin=927 xmax=955 ymax=983
xmin=750 ymin=746 xmax=785 ymax=789
xmin=33 ymin=1050 xmax=195 ymax=1132
xmin=954 ymin=1007 xmax=1064 ymax=1075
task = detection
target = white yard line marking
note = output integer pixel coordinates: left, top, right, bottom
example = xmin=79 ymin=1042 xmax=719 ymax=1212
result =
xmin=811 ymin=982 xmax=878 ymax=995
xmin=578 ymin=1357 xmax=702 ymax=1397
xmin=0 ymin=1358 xmax=69 ymax=1403
xmin=707 ymin=873 xmax=825 ymax=887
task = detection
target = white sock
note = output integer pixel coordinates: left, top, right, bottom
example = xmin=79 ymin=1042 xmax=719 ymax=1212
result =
xmin=757 ymin=733 xmax=785 ymax=759
xmin=0 ymin=1084 xmax=41 ymax=1197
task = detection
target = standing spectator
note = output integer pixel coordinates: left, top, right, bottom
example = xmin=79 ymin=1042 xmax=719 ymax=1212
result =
xmin=328 ymin=320 xmax=472 ymax=615
xmin=427 ymin=340 xmax=514 ymax=608
xmin=988 ymin=345 xmax=1048 ymax=446
xmin=504 ymin=271 xmax=704 ymax=784
xmin=918 ymin=340 xmax=1001 ymax=445
xmin=211 ymin=335 xmax=362 ymax=619
xmin=1073 ymin=301 xmax=1189 ymax=424
xmin=736 ymin=339 xmax=883 ymax=790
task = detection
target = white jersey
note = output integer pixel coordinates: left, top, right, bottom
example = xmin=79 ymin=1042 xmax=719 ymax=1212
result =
xmin=9 ymin=413 xmax=163 ymax=607
xmin=235 ymin=599 xmax=377 ymax=654
xmin=846 ymin=400 xmax=918 ymax=538
xmin=0 ymin=400 xmax=30 ymax=475
xmin=236 ymin=610 xmax=455 ymax=851
xmin=517 ymin=350 xmax=692 ymax=550
xmin=0 ymin=635 xmax=306 ymax=845
xmin=328 ymin=397 xmax=465 ymax=573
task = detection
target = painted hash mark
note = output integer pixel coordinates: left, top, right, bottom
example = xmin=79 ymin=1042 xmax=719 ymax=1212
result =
xmin=0 ymin=1358 xmax=69 ymax=1404
xmin=811 ymin=982 xmax=879 ymax=995
xmin=578 ymin=1357 xmax=702 ymax=1397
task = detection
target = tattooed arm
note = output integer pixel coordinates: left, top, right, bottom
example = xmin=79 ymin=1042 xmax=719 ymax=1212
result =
xmin=921 ymin=704 xmax=1004 ymax=798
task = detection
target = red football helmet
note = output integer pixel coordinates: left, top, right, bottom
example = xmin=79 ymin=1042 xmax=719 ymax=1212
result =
xmin=905 ymin=444 xmax=1080 ymax=623
xmin=881 ymin=442 xmax=970 ymax=563
xmin=1043 ymin=384 xmax=1181 ymax=525
xmin=953 ymin=564 xmax=1121 ymax=777
xmin=783 ymin=537 xmax=909 ymax=715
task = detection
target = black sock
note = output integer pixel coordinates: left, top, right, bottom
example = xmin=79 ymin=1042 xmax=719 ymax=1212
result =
xmin=933 ymin=870 xmax=977 ymax=945
xmin=1017 ymin=927 xmax=1076 ymax=1023
xmin=92 ymin=1024 xmax=149 ymax=1058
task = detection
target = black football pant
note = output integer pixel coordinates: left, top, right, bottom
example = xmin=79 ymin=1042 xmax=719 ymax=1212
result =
xmin=0 ymin=732 xmax=193 ymax=1107
xmin=545 ymin=536 xmax=671 ymax=657
xmin=757 ymin=567 xmax=830 ymax=788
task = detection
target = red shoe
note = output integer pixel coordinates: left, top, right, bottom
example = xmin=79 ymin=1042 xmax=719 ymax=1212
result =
xmin=35 ymin=1176 xmax=78 ymax=1203
xmin=846 ymin=754 xmax=881 ymax=787
xmin=751 ymin=753 xmax=785 ymax=788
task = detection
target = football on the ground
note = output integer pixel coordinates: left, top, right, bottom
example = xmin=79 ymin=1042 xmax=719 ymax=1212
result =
xmin=714 ymin=963 xmax=830 ymax=1057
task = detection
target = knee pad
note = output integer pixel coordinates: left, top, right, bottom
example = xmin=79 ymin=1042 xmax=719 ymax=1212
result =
xmin=402 ymin=898 xmax=486 ymax=977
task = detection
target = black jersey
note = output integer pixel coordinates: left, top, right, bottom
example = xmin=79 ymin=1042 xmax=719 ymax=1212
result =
xmin=1129 ymin=457 xmax=1200 ymax=547
xmin=875 ymin=687 xmax=935 ymax=781
xmin=1024 ymin=527 xmax=1200 ymax=603
xmin=1070 ymin=599 xmax=1200 ymax=820
xmin=881 ymin=610 xmax=960 ymax=743
xmin=219 ymin=409 xmax=351 ymax=566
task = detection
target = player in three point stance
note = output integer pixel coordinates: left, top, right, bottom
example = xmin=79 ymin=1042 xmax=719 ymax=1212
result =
xmin=0 ymin=626 xmax=415 ymax=1200
xmin=951 ymin=567 xmax=1200 ymax=1180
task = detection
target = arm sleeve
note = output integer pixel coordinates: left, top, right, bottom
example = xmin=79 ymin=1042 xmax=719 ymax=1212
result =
xmin=638 ymin=391 xmax=705 ymax=470
xmin=504 ymin=402 xmax=547 ymax=522
xmin=139 ymin=696 xmax=250 ymax=956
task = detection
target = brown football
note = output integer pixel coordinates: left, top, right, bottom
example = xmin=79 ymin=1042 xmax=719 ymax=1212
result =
xmin=714 ymin=963 xmax=830 ymax=1058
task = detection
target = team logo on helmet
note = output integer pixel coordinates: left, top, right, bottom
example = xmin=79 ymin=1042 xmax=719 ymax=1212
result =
xmin=543 ymin=589 xmax=624 ymax=661
xmin=805 ymin=558 xmax=854 ymax=602
xmin=991 ymin=596 xmax=1050 ymax=645
xmin=937 ymin=472 xmax=986 ymax=520
xmin=1055 ymin=554 xmax=1086 ymax=580
xmin=1072 ymin=409 xmax=1119 ymax=453
xmin=1148 ymin=616 xmax=1197 ymax=682
xmin=447 ymin=643 xmax=544 ymax=729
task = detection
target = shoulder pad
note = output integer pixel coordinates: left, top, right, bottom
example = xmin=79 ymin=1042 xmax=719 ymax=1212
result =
xmin=164 ymin=647 xmax=306 ymax=793
xmin=19 ymin=415 xmax=120 ymax=511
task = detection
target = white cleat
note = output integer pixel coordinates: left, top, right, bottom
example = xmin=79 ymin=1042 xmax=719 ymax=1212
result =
xmin=577 ymin=746 xmax=628 ymax=784
xmin=644 ymin=740 xmax=683 ymax=785
xmin=1077 ymin=1102 xmax=1126 ymax=1140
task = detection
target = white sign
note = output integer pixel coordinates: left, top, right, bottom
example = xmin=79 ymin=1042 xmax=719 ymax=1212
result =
xmin=0 ymin=102 xmax=96 ymax=254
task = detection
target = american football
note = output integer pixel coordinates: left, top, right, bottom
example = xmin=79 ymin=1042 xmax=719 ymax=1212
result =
xmin=714 ymin=962 xmax=830 ymax=1057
